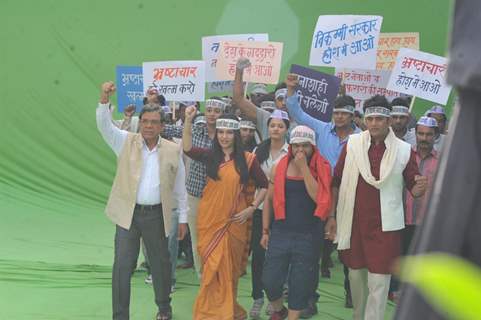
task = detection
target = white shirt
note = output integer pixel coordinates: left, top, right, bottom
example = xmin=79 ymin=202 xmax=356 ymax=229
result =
xmin=255 ymin=142 xmax=290 ymax=209
xmin=136 ymin=141 xmax=162 ymax=205
xmin=96 ymin=103 xmax=189 ymax=223
xmin=434 ymin=133 xmax=445 ymax=152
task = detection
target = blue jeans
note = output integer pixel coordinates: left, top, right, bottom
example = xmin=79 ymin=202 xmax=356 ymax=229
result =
xmin=168 ymin=208 xmax=180 ymax=285
xmin=262 ymin=228 xmax=317 ymax=311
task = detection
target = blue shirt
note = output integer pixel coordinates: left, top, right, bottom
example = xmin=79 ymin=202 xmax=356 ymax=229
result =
xmin=286 ymin=94 xmax=361 ymax=169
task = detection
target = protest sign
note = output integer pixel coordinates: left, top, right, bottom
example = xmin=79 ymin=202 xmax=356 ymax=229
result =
xmin=115 ymin=66 xmax=144 ymax=112
xmin=386 ymin=48 xmax=451 ymax=105
xmin=215 ymin=41 xmax=283 ymax=84
xmin=142 ymin=61 xmax=206 ymax=101
xmin=290 ymin=64 xmax=341 ymax=122
xmin=202 ymin=33 xmax=268 ymax=82
xmin=335 ymin=68 xmax=407 ymax=110
xmin=309 ymin=15 xmax=383 ymax=69
xmin=376 ymin=32 xmax=419 ymax=70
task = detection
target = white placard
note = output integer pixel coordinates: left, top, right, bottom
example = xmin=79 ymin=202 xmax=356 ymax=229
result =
xmin=335 ymin=68 xmax=408 ymax=110
xmin=309 ymin=15 xmax=383 ymax=69
xmin=386 ymin=48 xmax=451 ymax=105
xmin=202 ymin=33 xmax=268 ymax=82
xmin=215 ymin=41 xmax=283 ymax=84
xmin=142 ymin=60 xmax=206 ymax=102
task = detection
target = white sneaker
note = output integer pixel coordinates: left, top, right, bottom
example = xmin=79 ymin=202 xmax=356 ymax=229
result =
xmin=144 ymin=274 xmax=152 ymax=284
xmin=249 ymin=298 xmax=264 ymax=319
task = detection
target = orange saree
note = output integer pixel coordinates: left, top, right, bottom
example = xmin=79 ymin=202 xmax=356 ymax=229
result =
xmin=193 ymin=153 xmax=255 ymax=320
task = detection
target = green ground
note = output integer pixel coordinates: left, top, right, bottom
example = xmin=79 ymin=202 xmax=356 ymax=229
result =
xmin=0 ymin=188 xmax=394 ymax=320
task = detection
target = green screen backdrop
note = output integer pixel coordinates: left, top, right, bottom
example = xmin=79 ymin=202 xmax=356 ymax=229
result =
xmin=1 ymin=1 xmax=452 ymax=319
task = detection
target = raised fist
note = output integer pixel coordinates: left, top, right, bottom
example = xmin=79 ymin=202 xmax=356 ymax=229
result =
xmin=185 ymin=105 xmax=197 ymax=120
xmin=285 ymin=73 xmax=299 ymax=89
xmin=236 ymin=57 xmax=252 ymax=71
xmin=124 ymin=104 xmax=136 ymax=118
xmin=99 ymin=81 xmax=116 ymax=104
xmin=101 ymin=81 xmax=116 ymax=96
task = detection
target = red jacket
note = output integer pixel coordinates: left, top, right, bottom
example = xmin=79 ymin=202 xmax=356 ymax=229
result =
xmin=273 ymin=145 xmax=332 ymax=220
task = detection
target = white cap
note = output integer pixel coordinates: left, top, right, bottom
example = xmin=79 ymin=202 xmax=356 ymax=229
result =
xmin=289 ymin=125 xmax=316 ymax=146
xmin=417 ymin=116 xmax=438 ymax=128
xmin=275 ymin=88 xmax=288 ymax=100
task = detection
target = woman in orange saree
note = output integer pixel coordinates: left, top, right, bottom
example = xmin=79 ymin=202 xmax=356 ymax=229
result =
xmin=183 ymin=109 xmax=268 ymax=320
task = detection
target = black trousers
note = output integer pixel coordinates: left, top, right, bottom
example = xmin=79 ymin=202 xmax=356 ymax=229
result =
xmin=112 ymin=205 xmax=171 ymax=320
xmin=308 ymin=222 xmax=325 ymax=301
xmin=250 ymin=209 xmax=266 ymax=300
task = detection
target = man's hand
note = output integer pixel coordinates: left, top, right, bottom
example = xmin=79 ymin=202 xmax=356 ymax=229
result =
xmin=236 ymin=57 xmax=252 ymax=71
xmin=185 ymin=105 xmax=197 ymax=122
xmin=177 ymin=223 xmax=188 ymax=240
xmin=146 ymin=87 xmax=158 ymax=96
xmin=293 ymin=151 xmax=309 ymax=172
xmin=260 ymin=234 xmax=269 ymax=250
xmin=411 ymin=175 xmax=428 ymax=198
xmin=100 ymin=81 xmax=116 ymax=104
xmin=231 ymin=206 xmax=255 ymax=224
xmin=285 ymin=73 xmax=299 ymax=97
xmin=324 ymin=217 xmax=337 ymax=241
xmin=124 ymin=104 xmax=136 ymax=118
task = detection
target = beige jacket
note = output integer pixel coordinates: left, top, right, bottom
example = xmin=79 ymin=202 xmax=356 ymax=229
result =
xmin=105 ymin=133 xmax=180 ymax=235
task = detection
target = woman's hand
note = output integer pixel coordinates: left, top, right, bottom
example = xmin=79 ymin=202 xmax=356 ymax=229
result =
xmin=231 ymin=206 xmax=255 ymax=224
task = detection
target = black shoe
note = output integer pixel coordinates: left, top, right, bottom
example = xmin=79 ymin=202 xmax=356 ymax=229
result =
xmin=321 ymin=267 xmax=331 ymax=278
xmin=345 ymin=289 xmax=353 ymax=308
xmin=325 ymin=256 xmax=334 ymax=268
xmin=300 ymin=299 xmax=318 ymax=319
xmin=176 ymin=262 xmax=193 ymax=269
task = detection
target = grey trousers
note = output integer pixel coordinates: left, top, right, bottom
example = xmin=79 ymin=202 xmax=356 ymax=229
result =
xmin=112 ymin=205 xmax=171 ymax=320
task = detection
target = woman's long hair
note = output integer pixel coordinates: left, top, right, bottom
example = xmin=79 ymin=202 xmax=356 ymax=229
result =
xmin=206 ymin=114 xmax=249 ymax=186
xmin=255 ymin=118 xmax=290 ymax=165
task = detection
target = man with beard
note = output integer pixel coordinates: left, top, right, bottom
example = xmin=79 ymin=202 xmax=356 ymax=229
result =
xmin=425 ymin=105 xmax=448 ymax=151
xmin=403 ymin=116 xmax=440 ymax=252
xmin=239 ymin=119 xmax=258 ymax=152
